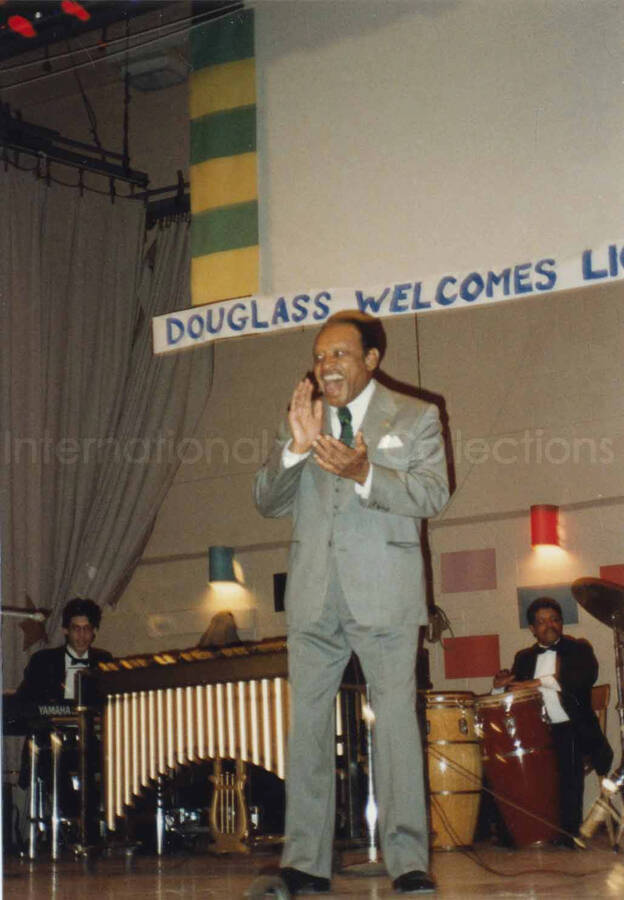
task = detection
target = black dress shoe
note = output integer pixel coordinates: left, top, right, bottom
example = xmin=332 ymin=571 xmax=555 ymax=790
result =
xmin=393 ymin=870 xmax=436 ymax=894
xmin=278 ymin=867 xmax=331 ymax=894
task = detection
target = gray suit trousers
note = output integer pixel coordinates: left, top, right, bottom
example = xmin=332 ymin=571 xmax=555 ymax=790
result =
xmin=281 ymin=561 xmax=428 ymax=880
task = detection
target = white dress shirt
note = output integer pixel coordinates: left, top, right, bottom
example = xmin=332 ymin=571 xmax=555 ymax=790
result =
xmin=534 ymin=644 xmax=569 ymax=724
xmin=64 ymin=649 xmax=89 ymax=700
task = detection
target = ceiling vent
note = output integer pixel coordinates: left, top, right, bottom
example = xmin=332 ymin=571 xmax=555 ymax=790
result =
xmin=122 ymin=52 xmax=189 ymax=92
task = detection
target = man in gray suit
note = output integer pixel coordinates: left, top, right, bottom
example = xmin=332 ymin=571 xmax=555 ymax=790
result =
xmin=254 ymin=310 xmax=449 ymax=895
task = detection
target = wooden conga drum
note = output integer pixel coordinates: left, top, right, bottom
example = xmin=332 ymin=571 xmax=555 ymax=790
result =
xmin=475 ymin=688 xmax=559 ymax=846
xmin=424 ymin=691 xmax=482 ymax=849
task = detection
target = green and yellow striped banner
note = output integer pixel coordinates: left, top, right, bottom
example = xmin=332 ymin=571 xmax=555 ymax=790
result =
xmin=189 ymin=9 xmax=258 ymax=306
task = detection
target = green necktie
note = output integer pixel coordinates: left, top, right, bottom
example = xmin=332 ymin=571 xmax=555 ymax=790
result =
xmin=337 ymin=406 xmax=354 ymax=447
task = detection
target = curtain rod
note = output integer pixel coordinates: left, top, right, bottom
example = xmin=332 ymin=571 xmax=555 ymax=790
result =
xmin=1 ymin=103 xmax=148 ymax=188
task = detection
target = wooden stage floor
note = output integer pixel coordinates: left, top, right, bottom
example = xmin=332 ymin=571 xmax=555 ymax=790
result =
xmin=3 ymin=838 xmax=624 ymax=900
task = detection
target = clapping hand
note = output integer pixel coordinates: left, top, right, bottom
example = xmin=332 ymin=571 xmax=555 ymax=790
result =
xmin=313 ymin=431 xmax=370 ymax=484
xmin=288 ymin=378 xmax=323 ymax=454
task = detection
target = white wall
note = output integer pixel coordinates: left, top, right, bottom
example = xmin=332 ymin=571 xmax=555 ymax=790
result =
xmin=255 ymin=0 xmax=624 ymax=291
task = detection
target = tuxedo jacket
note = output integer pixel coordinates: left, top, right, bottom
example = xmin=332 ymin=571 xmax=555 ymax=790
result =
xmin=254 ymin=382 xmax=449 ymax=629
xmin=512 ymin=634 xmax=613 ymax=774
xmin=16 ymin=644 xmax=113 ymax=704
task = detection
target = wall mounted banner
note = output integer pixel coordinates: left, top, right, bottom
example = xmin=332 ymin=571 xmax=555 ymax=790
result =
xmin=153 ymin=239 xmax=624 ymax=355
xmin=189 ymin=9 xmax=258 ymax=306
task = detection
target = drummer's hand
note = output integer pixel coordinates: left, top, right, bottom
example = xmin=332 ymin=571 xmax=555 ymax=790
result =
xmin=509 ymin=678 xmax=541 ymax=692
xmin=493 ymin=669 xmax=515 ymax=689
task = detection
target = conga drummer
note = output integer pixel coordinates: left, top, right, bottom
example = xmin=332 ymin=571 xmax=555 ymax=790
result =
xmin=493 ymin=597 xmax=613 ymax=847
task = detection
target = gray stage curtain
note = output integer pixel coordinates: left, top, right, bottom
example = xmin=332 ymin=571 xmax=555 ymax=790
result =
xmin=1 ymin=167 xmax=212 ymax=691
xmin=65 ymin=220 xmax=213 ymax=626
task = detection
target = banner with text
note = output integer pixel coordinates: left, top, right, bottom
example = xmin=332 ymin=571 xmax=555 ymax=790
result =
xmin=153 ymin=240 xmax=624 ymax=355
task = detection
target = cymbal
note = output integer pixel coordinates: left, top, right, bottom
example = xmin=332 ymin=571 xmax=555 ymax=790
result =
xmin=571 ymin=577 xmax=624 ymax=629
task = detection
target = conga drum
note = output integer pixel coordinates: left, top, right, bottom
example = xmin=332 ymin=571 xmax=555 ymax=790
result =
xmin=424 ymin=692 xmax=482 ymax=849
xmin=475 ymin=688 xmax=559 ymax=846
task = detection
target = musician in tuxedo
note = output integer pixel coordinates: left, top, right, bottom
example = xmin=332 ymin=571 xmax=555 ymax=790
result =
xmin=494 ymin=597 xmax=613 ymax=846
xmin=254 ymin=310 xmax=449 ymax=895
xmin=16 ymin=597 xmax=112 ymax=704
xmin=16 ymin=597 xmax=112 ymax=845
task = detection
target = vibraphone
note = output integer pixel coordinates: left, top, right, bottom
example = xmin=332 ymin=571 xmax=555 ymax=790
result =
xmin=99 ymin=645 xmax=493 ymax=853
xmin=97 ymin=638 xmax=292 ymax=842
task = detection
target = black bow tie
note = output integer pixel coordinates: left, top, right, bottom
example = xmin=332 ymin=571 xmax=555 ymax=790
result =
xmin=536 ymin=643 xmax=559 ymax=655
xmin=66 ymin=651 xmax=89 ymax=666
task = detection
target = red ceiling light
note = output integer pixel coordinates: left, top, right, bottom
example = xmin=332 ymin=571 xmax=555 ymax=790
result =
xmin=530 ymin=504 xmax=559 ymax=547
xmin=8 ymin=15 xmax=37 ymax=38
xmin=61 ymin=1 xmax=91 ymax=22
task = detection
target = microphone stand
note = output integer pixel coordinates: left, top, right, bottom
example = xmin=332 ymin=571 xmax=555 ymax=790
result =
xmin=0 ymin=608 xmax=46 ymax=620
xmin=342 ymin=686 xmax=386 ymax=876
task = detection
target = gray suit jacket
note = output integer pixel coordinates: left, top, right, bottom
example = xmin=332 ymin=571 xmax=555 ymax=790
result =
xmin=254 ymin=382 xmax=449 ymax=628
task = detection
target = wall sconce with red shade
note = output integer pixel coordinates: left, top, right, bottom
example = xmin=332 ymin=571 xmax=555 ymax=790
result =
xmin=530 ymin=504 xmax=559 ymax=547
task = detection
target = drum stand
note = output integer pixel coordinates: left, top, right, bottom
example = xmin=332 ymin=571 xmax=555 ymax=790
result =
xmin=26 ymin=728 xmax=65 ymax=860
xmin=571 ymin=579 xmax=624 ymax=849
xmin=27 ymin=735 xmax=42 ymax=860
xmin=612 ymin=626 xmax=624 ymax=782
xmin=578 ymin=626 xmax=624 ymax=848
